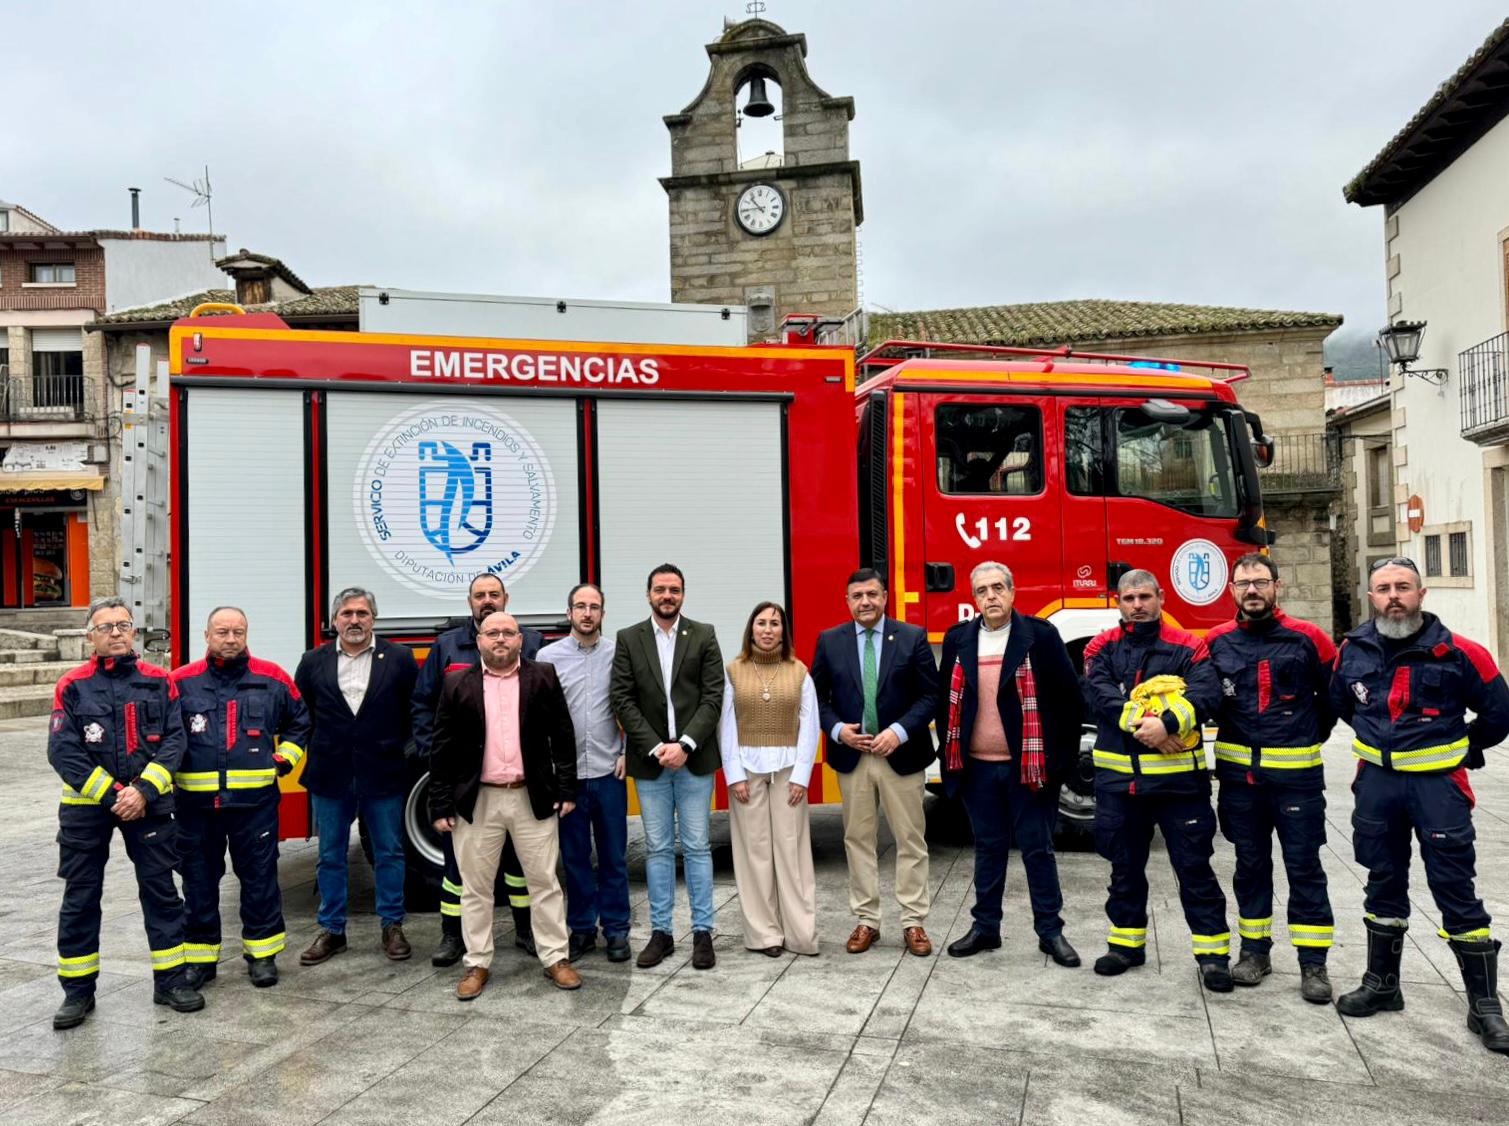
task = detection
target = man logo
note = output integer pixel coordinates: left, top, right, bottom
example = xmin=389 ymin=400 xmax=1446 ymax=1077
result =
xmin=355 ymin=403 xmax=558 ymax=599
xmin=1170 ymin=538 xmax=1227 ymax=606
xmin=418 ymin=440 xmax=493 ymax=562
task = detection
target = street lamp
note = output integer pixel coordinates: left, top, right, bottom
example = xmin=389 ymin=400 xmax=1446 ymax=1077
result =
xmin=1377 ymin=320 xmax=1447 ymax=385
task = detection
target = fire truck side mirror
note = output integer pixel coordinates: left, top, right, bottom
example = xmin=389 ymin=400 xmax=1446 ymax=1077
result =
xmin=1252 ymin=435 xmax=1275 ymax=469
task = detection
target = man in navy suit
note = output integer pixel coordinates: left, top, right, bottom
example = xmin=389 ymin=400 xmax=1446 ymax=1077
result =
xmin=294 ymin=587 xmax=420 ymax=966
xmin=811 ymin=568 xmax=938 ymax=956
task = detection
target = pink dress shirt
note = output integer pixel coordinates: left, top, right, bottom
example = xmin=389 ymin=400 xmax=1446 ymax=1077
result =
xmin=481 ymin=663 xmax=525 ymax=784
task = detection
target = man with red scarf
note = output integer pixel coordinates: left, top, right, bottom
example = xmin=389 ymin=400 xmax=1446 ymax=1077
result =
xmin=937 ymin=562 xmax=1084 ymax=965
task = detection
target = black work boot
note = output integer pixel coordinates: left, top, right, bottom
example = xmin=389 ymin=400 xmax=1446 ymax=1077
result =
xmin=513 ymin=912 xmax=537 ymax=957
xmin=1450 ymin=938 xmax=1509 ymax=1054
xmin=247 ymin=956 xmax=278 ymax=988
xmin=1337 ymin=918 xmax=1406 ymax=1017
xmin=52 ymin=993 xmax=94 ymax=1030
xmin=184 ymin=962 xmax=218 ymax=990
xmin=431 ymin=931 xmax=465 ymax=968
xmin=1199 ymin=958 xmax=1234 ymax=993
xmin=153 ymin=982 xmax=206 ymax=1013
xmin=1092 ymin=946 xmax=1146 ymax=976
xmin=1231 ymin=951 xmax=1271 ymax=987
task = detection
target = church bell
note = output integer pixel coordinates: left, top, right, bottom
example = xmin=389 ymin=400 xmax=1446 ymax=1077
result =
xmin=742 ymin=76 xmax=776 ymax=118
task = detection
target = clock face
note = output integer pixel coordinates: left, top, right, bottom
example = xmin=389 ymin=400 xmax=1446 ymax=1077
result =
xmin=735 ymin=183 xmax=785 ymax=236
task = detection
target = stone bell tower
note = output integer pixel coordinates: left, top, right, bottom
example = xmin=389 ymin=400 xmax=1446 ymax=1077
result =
xmin=661 ymin=18 xmax=862 ymax=339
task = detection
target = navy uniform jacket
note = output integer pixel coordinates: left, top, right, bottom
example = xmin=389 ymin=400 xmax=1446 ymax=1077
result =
xmin=1082 ymin=618 xmax=1221 ymax=795
xmin=1331 ymin=613 xmax=1509 ymax=773
xmin=412 ymin=617 xmax=543 ymax=761
xmin=1206 ymin=610 xmax=1337 ymax=788
xmin=171 ymin=652 xmax=312 ymax=807
xmin=49 ymin=653 xmax=185 ymax=821
xmin=810 ymin=616 xmax=938 ymax=777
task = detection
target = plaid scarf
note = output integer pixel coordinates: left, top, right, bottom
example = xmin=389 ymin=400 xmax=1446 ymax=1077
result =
xmin=943 ymin=651 xmax=1047 ymax=790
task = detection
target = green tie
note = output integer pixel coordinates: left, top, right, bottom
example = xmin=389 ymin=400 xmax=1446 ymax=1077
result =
xmin=862 ymin=629 xmax=879 ymax=736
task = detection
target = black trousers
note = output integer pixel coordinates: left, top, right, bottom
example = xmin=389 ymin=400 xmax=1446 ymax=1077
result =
xmin=178 ymin=800 xmax=285 ymax=964
xmin=57 ymin=811 xmax=187 ymax=996
xmin=1217 ymin=778 xmax=1333 ymax=963
xmin=1094 ymin=787 xmax=1230 ymax=962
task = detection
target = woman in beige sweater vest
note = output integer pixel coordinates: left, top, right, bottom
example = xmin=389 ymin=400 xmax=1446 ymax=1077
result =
xmin=718 ymin=601 xmax=820 ymax=956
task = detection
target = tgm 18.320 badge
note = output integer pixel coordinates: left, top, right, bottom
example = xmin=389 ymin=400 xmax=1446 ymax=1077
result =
xmin=356 ymin=404 xmax=557 ymax=597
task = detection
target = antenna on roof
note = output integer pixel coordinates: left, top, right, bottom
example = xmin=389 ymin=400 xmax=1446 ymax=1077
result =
xmin=164 ymin=165 xmax=214 ymax=258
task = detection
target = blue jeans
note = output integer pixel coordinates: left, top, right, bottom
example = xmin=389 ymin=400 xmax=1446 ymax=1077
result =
xmin=637 ymin=768 xmax=715 ymax=933
xmin=559 ymin=774 xmax=631 ymax=939
xmin=312 ymin=788 xmax=406 ymax=932
xmin=960 ymin=758 xmax=1064 ymax=938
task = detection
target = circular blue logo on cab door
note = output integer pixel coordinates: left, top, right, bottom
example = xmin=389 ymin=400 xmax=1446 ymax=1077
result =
xmin=1169 ymin=538 xmax=1228 ymax=606
xmin=355 ymin=403 xmax=556 ymax=597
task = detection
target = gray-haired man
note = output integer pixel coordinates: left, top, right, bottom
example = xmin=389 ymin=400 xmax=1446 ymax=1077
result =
xmin=294 ymin=588 xmax=420 ymax=965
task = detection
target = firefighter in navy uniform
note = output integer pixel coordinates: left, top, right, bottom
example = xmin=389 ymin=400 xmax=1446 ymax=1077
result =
xmin=1206 ymin=554 xmax=1338 ymax=1003
xmin=48 ymin=597 xmax=202 ymax=1030
xmin=1083 ymin=569 xmax=1233 ymax=992
xmin=172 ymin=607 xmax=311 ymax=989
xmin=412 ymin=572 xmax=541 ymax=967
xmin=1331 ymin=558 xmax=1509 ymax=1054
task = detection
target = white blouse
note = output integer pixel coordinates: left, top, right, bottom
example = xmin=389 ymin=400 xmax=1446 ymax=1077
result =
xmin=717 ymin=672 xmax=820 ymax=789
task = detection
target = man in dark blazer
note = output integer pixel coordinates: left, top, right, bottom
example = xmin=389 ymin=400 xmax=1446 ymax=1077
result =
xmin=293 ymin=587 xmax=419 ymax=966
xmin=811 ymin=567 xmax=938 ymax=957
xmin=609 ymin=563 xmax=724 ymax=971
xmin=935 ymin=562 xmax=1084 ymax=966
xmin=429 ymin=611 xmax=580 ymax=997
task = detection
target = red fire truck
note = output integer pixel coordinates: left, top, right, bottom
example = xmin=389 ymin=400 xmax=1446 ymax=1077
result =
xmin=166 ymin=299 xmax=1272 ymax=898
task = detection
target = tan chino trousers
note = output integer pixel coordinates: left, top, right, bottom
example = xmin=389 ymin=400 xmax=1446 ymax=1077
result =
xmin=836 ymin=751 xmax=930 ymax=929
xmin=728 ymin=766 xmax=819 ymax=954
xmin=453 ymin=784 xmax=569 ymax=969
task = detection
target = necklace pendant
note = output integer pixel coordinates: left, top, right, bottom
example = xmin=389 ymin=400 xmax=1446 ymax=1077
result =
xmin=761 ymin=689 xmax=771 ymax=701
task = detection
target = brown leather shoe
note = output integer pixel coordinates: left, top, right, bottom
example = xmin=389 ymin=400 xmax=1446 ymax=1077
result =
xmin=903 ymin=927 xmax=933 ymax=957
xmin=544 ymin=959 xmax=582 ymax=990
xmin=299 ymin=929 xmax=347 ymax=966
xmin=382 ymin=923 xmax=412 ymax=961
xmin=456 ymin=966 xmax=489 ymax=1001
xmin=846 ymin=925 xmax=880 ymax=954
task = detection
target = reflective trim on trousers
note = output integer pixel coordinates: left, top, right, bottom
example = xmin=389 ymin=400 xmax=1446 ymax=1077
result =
xmin=1238 ymin=917 xmax=1273 ymax=941
xmin=184 ymin=941 xmax=220 ymax=964
xmin=1108 ymin=926 xmax=1147 ymax=949
xmin=242 ymin=933 xmax=285 ymax=958
xmin=1191 ymin=932 xmax=1231 ymax=957
xmin=1290 ymin=923 xmax=1334 ymax=948
xmin=57 ymin=951 xmax=99 ymax=978
xmin=150 ymin=944 xmax=187 ymax=971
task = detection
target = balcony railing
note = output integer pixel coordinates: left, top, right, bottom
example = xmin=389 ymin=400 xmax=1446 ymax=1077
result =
xmin=1459 ymin=331 xmax=1509 ymax=442
xmin=0 ymin=367 xmax=90 ymax=423
xmin=1256 ymin=431 xmax=1341 ymax=495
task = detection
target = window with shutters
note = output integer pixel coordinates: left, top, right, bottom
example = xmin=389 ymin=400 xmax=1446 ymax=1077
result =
xmin=1449 ymin=531 xmax=1469 ymax=577
xmin=1424 ymin=534 xmax=1442 ymax=577
xmin=1419 ymin=522 xmax=1473 ymax=587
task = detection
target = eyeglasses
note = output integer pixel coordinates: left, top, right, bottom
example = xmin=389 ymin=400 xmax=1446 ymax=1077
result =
xmin=89 ymin=621 xmax=134 ymax=635
xmin=480 ymin=628 xmax=520 ymax=640
xmin=1369 ymin=556 xmax=1420 ymax=575
xmin=1231 ymin=579 xmax=1274 ymax=591
xmin=569 ymin=602 xmax=603 ymax=613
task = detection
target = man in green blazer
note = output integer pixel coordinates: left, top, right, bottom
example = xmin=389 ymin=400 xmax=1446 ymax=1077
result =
xmin=609 ymin=563 xmax=724 ymax=970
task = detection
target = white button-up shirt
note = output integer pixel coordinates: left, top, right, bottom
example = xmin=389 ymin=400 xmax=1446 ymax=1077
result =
xmin=336 ymin=641 xmax=376 ymax=713
xmin=651 ymin=615 xmax=687 ymax=744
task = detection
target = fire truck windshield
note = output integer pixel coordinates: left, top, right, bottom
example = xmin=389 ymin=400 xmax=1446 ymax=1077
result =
xmin=1111 ymin=406 xmax=1239 ymax=519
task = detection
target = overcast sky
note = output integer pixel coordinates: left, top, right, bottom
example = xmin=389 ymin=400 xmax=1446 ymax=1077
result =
xmin=7 ymin=1 xmax=1506 ymax=340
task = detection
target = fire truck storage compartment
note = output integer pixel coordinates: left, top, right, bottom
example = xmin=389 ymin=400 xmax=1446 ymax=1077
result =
xmin=595 ymin=398 xmax=788 ymax=649
xmin=184 ymin=388 xmax=308 ymax=675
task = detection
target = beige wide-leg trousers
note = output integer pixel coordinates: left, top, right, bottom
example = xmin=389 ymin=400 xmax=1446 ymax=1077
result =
xmin=453 ymin=783 xmax=569 ymax=969
xmin=728 ymin=766 xmax=819 ymax=954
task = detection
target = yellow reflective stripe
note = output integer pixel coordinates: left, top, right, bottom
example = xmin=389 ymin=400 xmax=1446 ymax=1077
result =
xmin=275 ymin=741 xmax=305 ymax=767
xmin=1352 ymin=738 xmax=1469 ymax=772
xmin=1290 ymin=924 xmax=1334 ymax=948
xmin=507 ymin=895 xmax=531 ymax=908
xmin=184 ymin=942 xmax=220 ymax=964
xmin=139 ymin=762 xmax=173 ymax=795
xmin=1108 ymin=926 xmax=1147 ymax=948
xmin=81 ymin=766 xmax=113 ymax=802
xmin=175 ymin=771 xmax=220 ymax=792
xmin=1238 ymin=918 xmax=1273 ymax=940
xmin=1168 ymin=696 xmax=1197 ymax=737
xmin=242 ymin=933 xmax=286 ymax=957
xmin=1118 ymin=701 xmax=1142 ymax=733
xmin=1258 ymin=745 xmax=1323 ymax=769
xmin=57 ymin=952 xmax=100 ymax=977
xmin=1138 ymin=750 xmax=1205 ymax=775
xmin=1214 ymin=741 xmax=1252 ymax=766
xmin=503 ymin=873 xmax=528 ymax=888
xmin=1192 ymin=932 xmax=1231 ymax=956
xmin=60 ymin=785 xmax=97 ymax=805
xmin=1364 ymin=914 xmax=1409 ymax=929
xmin=225 ymin=769 xmax=277 ymax=789
xmin=440 ymin=902 xmax=462 ymax=917
xmin=1439 ymin=926 xmax=1492 ymax=941
xmin=150 ymin=944 xmax=187 ymax=970
xmin=1093 ymin=749 xmax=1134 ymax=773
xmin=441 ymin=878 xmax=463 ymax=897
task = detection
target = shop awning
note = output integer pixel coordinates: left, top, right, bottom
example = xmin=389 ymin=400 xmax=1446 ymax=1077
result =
xmin=0 ymin=472 xmax=104 ymax=492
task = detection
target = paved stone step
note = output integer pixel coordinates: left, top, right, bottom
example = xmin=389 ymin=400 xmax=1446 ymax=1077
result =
xmin=0 ymin=628 xmax=59 ymax=651
xmin=0 ymin=684 xmax=56 ymax=719
xmin=0 ymin=649 xmax=55 ymax=665
xmin=0 ymin=660 xmax=77 ymax=688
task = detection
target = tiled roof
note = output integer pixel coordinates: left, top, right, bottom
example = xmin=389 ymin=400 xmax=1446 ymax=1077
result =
xmin=93 ymin=285 xmax=362 ymax=328
xmin=0 ymin=230 xmax=220 ymax=242
xmin=215 ymin=248 xmax=311 ymax=294
xmin=868 ymin=299 xmax=1342 ymax=347
xmin=1345 ymin=18 xmax=1509 ymax=206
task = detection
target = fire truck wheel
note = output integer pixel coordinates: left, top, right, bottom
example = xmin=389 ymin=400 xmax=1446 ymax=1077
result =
xmin=1053 ymin=722 xmax=1098 ymax=851
xmin=400 ymin=769 xmax=446 ymax=912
